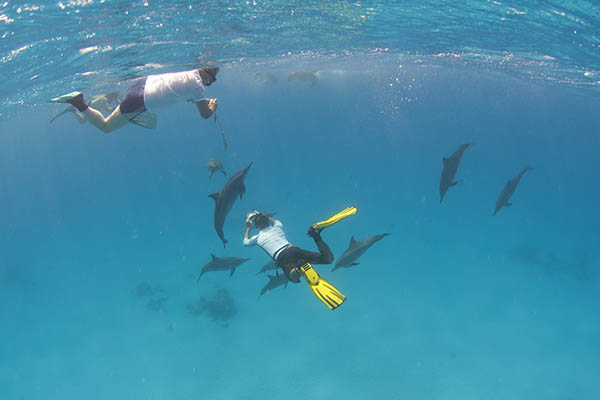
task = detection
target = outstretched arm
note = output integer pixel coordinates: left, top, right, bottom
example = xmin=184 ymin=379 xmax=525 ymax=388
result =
xmin=189 ymin=98 xmax=218 ymax=119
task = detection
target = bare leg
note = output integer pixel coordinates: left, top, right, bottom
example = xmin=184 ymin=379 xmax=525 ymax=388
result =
xmin=83 ymin=104 xmax=128 ymax=133
xmin=74 ymin=111 xmax=85 ymax=124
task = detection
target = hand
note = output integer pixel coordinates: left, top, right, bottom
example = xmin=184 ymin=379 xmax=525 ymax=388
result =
xmin=196 ymin=99 xmax=217 ymax=119
xmin=208 ymin=98 xmax=218 ymax=113
xmin=246 ymin=210 xmax=258 ymax=225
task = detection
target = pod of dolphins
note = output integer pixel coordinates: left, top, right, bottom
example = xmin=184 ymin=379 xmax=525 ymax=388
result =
xmin=439 ymin=142 xmax=534 ymax=212
xmin=200 ymin=141 xmax=534 ymax=298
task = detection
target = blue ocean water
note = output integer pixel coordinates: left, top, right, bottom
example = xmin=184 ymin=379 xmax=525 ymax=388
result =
xmin=1 ymin=1 xmax=600 ymax=399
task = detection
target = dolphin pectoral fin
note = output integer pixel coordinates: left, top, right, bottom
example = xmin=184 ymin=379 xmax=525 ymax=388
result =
xmin=240 ymin=184 xmax=246 ymax=200
xmin=229 ymin=267 xmax=236 ymax=277
xmin=211 ymin=254 xmax=218 ymax=261
xmin=450 ymin=181 xmax=459 ymax=187
xmin=209 ymin=192 xmax=219 ymax=201
xmin=221 ymin=169 xmax=227 ymax=176
xmin=505 ymin=202 xmax=512 ymax=206
xmin=196 ymin=270 xmax=205 ymax=282
xmin=209 ymin=170 xmax=215 ymax=178
xmin=351 ymin=262 xmax=360 ymax=266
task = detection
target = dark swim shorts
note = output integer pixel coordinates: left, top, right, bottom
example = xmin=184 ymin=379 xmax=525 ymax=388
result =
xmin=120 ymin=77 xmax=147 ymax=115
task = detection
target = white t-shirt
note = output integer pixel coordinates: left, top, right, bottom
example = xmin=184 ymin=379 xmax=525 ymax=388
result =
xmin=243 ymin=220 xmax=291 ymax=260
xmin=143 ymin=69 xmax=206 ymax=112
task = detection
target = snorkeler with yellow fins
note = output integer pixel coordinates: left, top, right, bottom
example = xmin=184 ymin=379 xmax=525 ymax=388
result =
xmin=244 ymin=206 xmax=356 ymax=310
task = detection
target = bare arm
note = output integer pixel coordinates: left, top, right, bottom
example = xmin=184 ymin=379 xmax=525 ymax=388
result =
xmin=189 ymin=98 xmax=218 ymax=119
xmin=244 ymin=223 xmax=252 ymax=240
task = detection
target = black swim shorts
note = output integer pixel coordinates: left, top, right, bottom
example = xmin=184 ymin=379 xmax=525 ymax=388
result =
xmin=120 ymin=77 xmax=147 ymax=115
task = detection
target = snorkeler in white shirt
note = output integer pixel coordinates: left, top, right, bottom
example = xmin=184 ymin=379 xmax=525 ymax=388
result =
xmin=50 ymin=67 xmax=219 ymax=133
xmin=243 ymin=211 xmax=334 ymax=283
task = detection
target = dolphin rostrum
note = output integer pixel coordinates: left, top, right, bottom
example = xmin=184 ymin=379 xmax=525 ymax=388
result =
xmin=197 ymin=254 xmax=250 ymax=281
xmin=493 ymin=165 xmax=534 ymax=216
xmin=209 ymin=162 xmax=252 ymax=246
xmin=440 ymin=142 xmax=474 ymax=203
xmin=332 ymin=233 xmax=391 ymax=271
xmin=206 ymin=157 xmax=226 ymax=178
xmin=259 ymin=274 xmax=289 ymax=296
xmin=256 ymin=260 xmax=278 ymax=275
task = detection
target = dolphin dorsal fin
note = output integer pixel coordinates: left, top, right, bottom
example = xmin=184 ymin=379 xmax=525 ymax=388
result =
xmin=210 ymin=253 xmax=217 ymax=261
xmin=349 ymin=236 xmax=357 ymax=247
xmin=209 ymin=193 xmax=219 ymax=201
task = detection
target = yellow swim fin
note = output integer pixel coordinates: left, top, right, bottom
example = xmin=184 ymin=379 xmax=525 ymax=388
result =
xmin=311 ymin=206 xmax=357 ymax=231
xmin=300 ymin=263 xmax=346 ymax=310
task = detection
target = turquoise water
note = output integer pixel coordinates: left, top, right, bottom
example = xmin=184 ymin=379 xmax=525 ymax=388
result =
xmin=1 ymin=1 xmax=600 ymax=399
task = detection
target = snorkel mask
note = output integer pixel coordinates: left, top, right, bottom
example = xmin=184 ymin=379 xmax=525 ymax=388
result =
xmin=246 ymin=210 xmax=260 ymax=226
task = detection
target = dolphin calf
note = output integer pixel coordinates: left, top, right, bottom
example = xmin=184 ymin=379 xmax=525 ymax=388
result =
xmin=333 ymin=233 xmax=391 ymax=271
xmin=440 ymin=142 xmax=474 ymax=203
xmin=256 ymin=260 xmax=278 ymax=275
xmin=209 ymin=162 xmax=252 ymax=246
xmin=259 ymin=274 xmax=289 ymax=296
xmin=206 ymin=157 xmax=226 ymax=178
xmin=197 ymin=254 xmax=250 ymax=281
xmin=493 ymin=165 xmax=534 ymax=216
